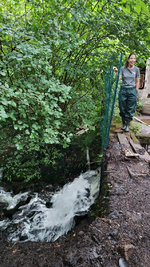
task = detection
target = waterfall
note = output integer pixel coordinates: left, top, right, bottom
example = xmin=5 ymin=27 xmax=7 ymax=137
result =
xmin=0 ymin=169 xmax=100 ymax=242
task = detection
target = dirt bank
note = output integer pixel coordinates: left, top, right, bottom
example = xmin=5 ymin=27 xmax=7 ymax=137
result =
xmin=0 ymin=136 xmax=150 ymax=267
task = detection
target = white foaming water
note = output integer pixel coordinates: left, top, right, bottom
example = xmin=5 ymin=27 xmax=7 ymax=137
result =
xmin=0 ymin=170 xmax=100 ymax=242
xmin=0 ymin=187 xmax=28 ymax=209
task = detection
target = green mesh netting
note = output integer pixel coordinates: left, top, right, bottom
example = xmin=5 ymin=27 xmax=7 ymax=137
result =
xmin=101 ymin=54 xmax=122 ymax=152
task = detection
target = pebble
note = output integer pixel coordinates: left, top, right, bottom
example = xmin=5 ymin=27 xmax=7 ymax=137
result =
xmin=78 ymin=231 xmax=84 ymax=236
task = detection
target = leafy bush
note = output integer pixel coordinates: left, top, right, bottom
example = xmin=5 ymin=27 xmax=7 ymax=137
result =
xmin=0 ymin=17 xmax=101 ymax=183
xmin=0 ymin=41 xmax=72 ymax=149
xmin=0 ymin=24 xmax=74 ymax=182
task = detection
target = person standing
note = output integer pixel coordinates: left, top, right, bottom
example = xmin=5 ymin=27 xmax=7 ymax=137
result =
xmin=113 ymin=53 xmax=140 ymax=132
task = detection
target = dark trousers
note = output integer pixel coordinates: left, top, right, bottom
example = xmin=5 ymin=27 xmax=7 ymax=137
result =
xmin=118 ymin=87 xmax=138 ymax=123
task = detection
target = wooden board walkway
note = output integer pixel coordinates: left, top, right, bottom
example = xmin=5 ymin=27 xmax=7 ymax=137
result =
xmin=117 ymin=133 xmax=150 ymax=162
xmin=104 ymin=135 xmax=150 ymax=266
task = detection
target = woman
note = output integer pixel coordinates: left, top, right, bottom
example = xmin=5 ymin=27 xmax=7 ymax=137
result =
xmin=114 ymin=53 xmax=140 ymax=132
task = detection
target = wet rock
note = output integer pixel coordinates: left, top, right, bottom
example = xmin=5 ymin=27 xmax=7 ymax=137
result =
xmin=3 ymin=195 xmax=32 ymax=219
xmin=78 ymin=231 xmax=84 ymax=236
xmin=20 ymin=235 xmax=28 ymax=241
xmin=45 ymin=201 xmax=53 ymax=208
xmin=74 ymin=213 xmax=89 ymax=225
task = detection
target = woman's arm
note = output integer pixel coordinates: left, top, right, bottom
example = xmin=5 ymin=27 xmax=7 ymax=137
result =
xmin=136 ymin=77 xmax=140 ymax=91
xmin=113 ymin=66 xmax=122 ymax=80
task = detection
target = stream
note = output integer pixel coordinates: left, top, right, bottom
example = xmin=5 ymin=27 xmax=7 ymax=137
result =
xmin=0 ymin=169 xmax=101 ymax=242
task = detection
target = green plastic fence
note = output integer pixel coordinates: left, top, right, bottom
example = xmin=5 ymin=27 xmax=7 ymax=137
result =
xmin=101 ymin=54 xmax=122 ymax=152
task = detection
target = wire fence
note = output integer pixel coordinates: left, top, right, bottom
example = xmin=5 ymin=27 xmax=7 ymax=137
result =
xmin=101 ymin=54 xmax=122 ymax=153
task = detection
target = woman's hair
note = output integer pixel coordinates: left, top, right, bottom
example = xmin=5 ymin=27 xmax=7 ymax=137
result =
xmin=125 ymin=53 xmax=136 ymax=68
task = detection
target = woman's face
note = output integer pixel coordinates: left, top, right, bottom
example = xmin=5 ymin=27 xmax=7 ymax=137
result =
xmin=128 ymin=54 xmax=136 ymax=67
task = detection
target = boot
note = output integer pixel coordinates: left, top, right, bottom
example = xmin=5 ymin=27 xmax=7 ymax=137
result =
xmin=124 ymin=121 xmax=130 ymax=132
xmin=121 ymin=118 xmax=126 ymax=130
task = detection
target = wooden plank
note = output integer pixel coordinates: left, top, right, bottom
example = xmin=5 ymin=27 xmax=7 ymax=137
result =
xmin=117 ymin=133 xmax=150 ymax=161
xmin=130 ymin=132 xmax=140 ymax=144
xmin=125 ymin=150 xmax=139 ymax=157
xmin=129 ymin=137 xmax=150 ymax=162
xmin=114 ymin=129 xmax=123 ymax=133
xmin=117 ymin=133 xmax=139 ymax=157
xmin=133 ymin=116 xmax=149 ymax=126
xmin=128 ymin=138 xmax=144 ymax=154
xmin=117 ymin=133 xmax=132 ymax=149
xmin=136 ymin=149 xmax=150 ymax=162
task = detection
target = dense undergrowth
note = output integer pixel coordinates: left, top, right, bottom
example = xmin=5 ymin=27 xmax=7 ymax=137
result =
xmin=0 ymin=0 xmax=149 ymax=184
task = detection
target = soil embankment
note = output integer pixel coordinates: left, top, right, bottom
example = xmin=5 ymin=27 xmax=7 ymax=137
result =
xmin=0 ymin=135 xmax=150 ymax=267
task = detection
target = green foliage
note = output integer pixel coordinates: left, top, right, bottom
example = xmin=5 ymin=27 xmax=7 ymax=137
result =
xmin=3 ymin=150 xmax=41 ymax=182
xmin=136 ymin=101 xmax=143 ymax=114
xmin=0 ymin=0 xmax=150 ymax=182
xmin=0 ymin=15 xmax=74 ymax=182
xmin=0 ymin=41 xmax=72 ymax=148
xmin=131 ymin=122 xmax=143 ymax=134
xmin=2 ymin=130 xmax=101 ymax=183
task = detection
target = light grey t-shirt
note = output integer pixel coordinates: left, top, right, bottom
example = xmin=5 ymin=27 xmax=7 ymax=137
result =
xmin=120 ymin=66 xmax=140 ymax=88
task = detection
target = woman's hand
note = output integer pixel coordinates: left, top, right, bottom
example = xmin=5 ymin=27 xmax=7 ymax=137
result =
xmin=113 ymin=66 xmax=118 ymax=73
